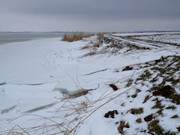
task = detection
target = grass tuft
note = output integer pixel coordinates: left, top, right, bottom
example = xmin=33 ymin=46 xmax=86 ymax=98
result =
xmin=128 ymin=107 xmax=144 ymax=115
xmin=62 ymin=33 xmax=91 ymax=42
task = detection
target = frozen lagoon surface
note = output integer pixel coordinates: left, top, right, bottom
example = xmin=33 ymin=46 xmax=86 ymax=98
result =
xmin=0 ymin=32 xmax=70 ymax=45
xmin=0 ymin=32 xmax=179 ymax=135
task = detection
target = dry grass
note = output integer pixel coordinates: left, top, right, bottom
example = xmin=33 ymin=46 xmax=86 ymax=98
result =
xmin=62 ymin=33 xmax=92 ymax=42
xmin=81 ymin=42 xmax=100 ymax=50
xmin=81 ymin=33 xmax=105 ymax=50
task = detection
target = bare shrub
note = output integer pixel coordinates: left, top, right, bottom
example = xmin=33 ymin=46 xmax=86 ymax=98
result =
xmin=62 ymin=33 xmax=92 ymax=42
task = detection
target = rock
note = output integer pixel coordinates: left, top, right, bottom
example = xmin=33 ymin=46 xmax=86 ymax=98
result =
xmin=144 ymin=114 xmax=154 ymax=122
xmin=104 ymin=110 xmax=119 ymax=118
xmin=109 ymin=84 xmax=118 ymax=91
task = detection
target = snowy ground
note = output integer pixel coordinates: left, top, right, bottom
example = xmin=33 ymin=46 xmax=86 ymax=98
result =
xmin=0 ymin=32 xmax=179 ymax=135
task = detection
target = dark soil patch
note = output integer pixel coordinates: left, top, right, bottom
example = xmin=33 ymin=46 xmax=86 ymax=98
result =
xmin=152 ymin=85 xmax=180 ymax=104
xmin=131 ymin=93 xmax=137 ymax=98
xmin=148 ymin=120 xmax=164 ymax=135
xmin=122 ymin=66 xmax=133 ymax=71
xmin=152 ymin=99 xmax=164 ymax=109
xmin=136 ymin=118 xmax=142 ymax=123
xmin=152 ymin=98 xmax=165 ymax=115
xmin=144 ymin=114 xmax=154 ymax=122
xmin=171 ymin=115 xmax=178 ymax=119
xmin=128 ymin=107 xmax=144 ymax=115
xmin=177 ymin=126 xmax=180 ymax=132
xmin=104 ymin=110 xmax=118 ymax=118
xmin=153 ymin=85 xmax=175 ymax=98
xmin=117 ymin=121 xmax=130 ymax=134
xmin=148 ymin=119 xmax=178 ymax=135
xmin=137 ymin=70 xmax=152 ymax=81
xmin=109 ymin=84 xmax=118 ymax=91
xmin=165 ymin=105 xmax=176 ymax=110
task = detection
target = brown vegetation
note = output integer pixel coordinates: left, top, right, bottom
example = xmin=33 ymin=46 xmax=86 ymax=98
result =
xmin=128 ymin=107 xmax=144 ymax=115
xmin=62 ymin=33 xmax=91 ymax=42
xmin=152 ymin=85 xmax=180 ymax=105
xmin=136 ymin=118 xmax=142 ymax=123
xmin=117 ymin=121 xmax=130 ymax=134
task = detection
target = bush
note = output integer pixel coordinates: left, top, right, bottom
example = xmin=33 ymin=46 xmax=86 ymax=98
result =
xmin=62 ymin=33 xmax=91 ymax=42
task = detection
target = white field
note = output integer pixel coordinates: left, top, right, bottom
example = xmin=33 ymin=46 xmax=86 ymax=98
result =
xmin=0 ymin=33 xmax=179 ymax=135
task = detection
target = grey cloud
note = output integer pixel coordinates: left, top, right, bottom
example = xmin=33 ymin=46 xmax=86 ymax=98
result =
xmin=1 ymin=0 xmax=180 ymax=17
xmin=0 ymin=0 xmax=180 ymax=31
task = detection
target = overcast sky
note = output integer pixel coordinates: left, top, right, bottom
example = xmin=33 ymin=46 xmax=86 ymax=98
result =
xmin=0 ymin=0 xmax=180 ymax=32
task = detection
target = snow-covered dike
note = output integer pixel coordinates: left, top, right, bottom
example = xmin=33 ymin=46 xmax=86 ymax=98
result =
xmin=0 ymin=33 xmax=180 ymax=135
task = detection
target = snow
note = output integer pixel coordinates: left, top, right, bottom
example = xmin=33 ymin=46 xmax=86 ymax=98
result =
xmin=112 ymin=31 xmax=180 ymax=37
xmin=0 ymin=32 xmax=180 ymax=135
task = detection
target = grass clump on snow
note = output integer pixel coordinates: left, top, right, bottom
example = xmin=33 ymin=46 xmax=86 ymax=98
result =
xmin=136 ymin=118 xmax=142 ymax=123
xmin=148 ymin=120 xmax=177 ymax=135
xmin=148 ymin=120 xmax=164 ymax=135
xmin=128 ymin=107 xmax=144 ymax=115
xmin=62 ymin=33 xmax=91 ymax=42
xmin=117 ymin=121 xmax=130 ymax=134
